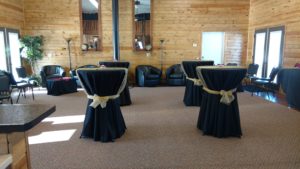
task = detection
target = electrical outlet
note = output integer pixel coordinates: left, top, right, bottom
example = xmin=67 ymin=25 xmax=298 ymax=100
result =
xmin=193 ymin=43 xmax=198 ymax=47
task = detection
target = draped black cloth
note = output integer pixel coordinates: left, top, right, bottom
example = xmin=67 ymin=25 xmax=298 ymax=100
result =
xmin=47 ymin=78 xmax=77 ymax=96
xmin=77 ymin=69 xmax=127 ymax=142
xmin=99 ymin=61 xmax=132 ymax=106
xmin=278 ymin=68 xmax=300 ymax=110
xmin=197 ymin=67 xmax=246 ymax=138
xmin=181 ymin=61 xmax=214 ymax=106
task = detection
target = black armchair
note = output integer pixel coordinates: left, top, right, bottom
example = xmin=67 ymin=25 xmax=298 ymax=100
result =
xmin=135 ymin=65 xmax=162 ymax=87
xmin=245 ymin=64 xmax=259 ymax=82
xmin=40 ymin=65 xmax=66 ymax=87
xmin=70 ymin=64 xmax=98 ymax=87
xmin=0 ymin=72 xmax=13 ymax=104
xmin=166 ymin=64 xmax=185 ymax=86
xmin=251 ymin=67 xmax=280 ymax=97
xmin=247 ymin=63 xmax=259 ymax=76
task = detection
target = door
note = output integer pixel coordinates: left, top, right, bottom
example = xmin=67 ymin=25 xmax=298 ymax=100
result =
xmin=0 ymin=28 xmax=8 ymax=71
xmin=7 ymin=29 xmax=21 ymax=79
xmin=0 ymin=28 xmax=21 ymax=79
xmin=201 ymin=32 xmax=224 ymax=65
xmin=253 ymin=30 xmax=267 ymax=78
xmin=253 ymin=26 xmax=284 ymax=78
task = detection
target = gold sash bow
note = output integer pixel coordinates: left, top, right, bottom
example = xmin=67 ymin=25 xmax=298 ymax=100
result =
xmin=87 ymin=94 xmax=119 ymax=108
xmin=203 ymin=87 xmax=237 ymax=105
xmin=186 ymin=77 xmax=202 ymax=86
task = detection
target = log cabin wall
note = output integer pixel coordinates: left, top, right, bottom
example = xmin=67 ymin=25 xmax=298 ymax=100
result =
xmin=23 ymin=0 xmax=82 ymax=73
xmin=22 ymin=0 xmax=249 ymax=80
xmin=0 ymin=0 xmax=24 ymax=31
xmin=247 ymin=0 xmax=300 ymax=67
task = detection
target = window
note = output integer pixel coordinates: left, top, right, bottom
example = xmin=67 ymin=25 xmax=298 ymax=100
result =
xmin=201 ymin=32 xmax=225 ymax=65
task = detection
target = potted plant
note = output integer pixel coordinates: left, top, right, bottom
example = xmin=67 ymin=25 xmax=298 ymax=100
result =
xmin=20 ymin=35 xmax=43 ymax=75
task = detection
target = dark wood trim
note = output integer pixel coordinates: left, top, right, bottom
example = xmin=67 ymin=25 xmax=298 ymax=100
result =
xmin=132 ymin=0 xmax=152 ymax=52
xmin=80 ymin=0 xmax=102 ymax=52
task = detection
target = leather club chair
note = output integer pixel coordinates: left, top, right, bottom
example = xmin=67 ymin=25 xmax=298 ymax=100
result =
xmin=70 ymin=64 xmax=98 ymax=87
xmin=40 ymin=65 xmax=66 ymax=87
xmin=135 ymin=65 xmax=162 ymax=87
xmin=166 ymin=64 xmax=186 ymax=86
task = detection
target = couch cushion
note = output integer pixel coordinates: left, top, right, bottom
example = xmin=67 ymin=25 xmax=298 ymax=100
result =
xmin=146 ymin=74 xmax=160 ymax=80
xmin=47 ymin=74 xmax=63 ymax=79
xmin=169 ymin=73 xmax=183 ymax=79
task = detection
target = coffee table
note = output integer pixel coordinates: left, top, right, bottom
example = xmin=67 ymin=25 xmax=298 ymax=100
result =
xmin=46 ymin=77 xmax=77 ymax=96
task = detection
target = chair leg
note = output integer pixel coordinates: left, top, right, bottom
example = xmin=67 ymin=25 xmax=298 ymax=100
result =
xmin=23 ymin=87 xmax=27 ymax=98
xmin=31 ymin=86 xmax=34 ymax=100
xmin=16 ymin=89 xmax=22 ymax=103
xmin=266 ymin=91 xmax=270 ymax=99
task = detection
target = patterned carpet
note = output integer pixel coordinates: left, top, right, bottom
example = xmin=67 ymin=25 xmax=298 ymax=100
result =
xmin=16 ymin=87 xmax=300 ymax=169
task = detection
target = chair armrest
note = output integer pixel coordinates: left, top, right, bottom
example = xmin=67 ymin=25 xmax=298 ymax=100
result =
xmin=136 ymin=68 xmax=146 ymax=86
xmin=70 ymin=70 xmax=76 ymax=78
xmin=137 ymin=68 xmax=146 ymax=76
xmin=40 ymin=71 xmax=46 ymax=80
xmin=0 ymin=154 xmax=12 ymax=169
xmin=165 ymin=67 xmax=172 ymax=78
xmin=61 ymin=71 xmax=66 ymax=77
xmin=253 ymin=77 xmax=270 ymax=82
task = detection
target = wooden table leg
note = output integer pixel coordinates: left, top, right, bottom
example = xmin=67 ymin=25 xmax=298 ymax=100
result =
xmin=0 ymin=132 xmax=31 ymax=169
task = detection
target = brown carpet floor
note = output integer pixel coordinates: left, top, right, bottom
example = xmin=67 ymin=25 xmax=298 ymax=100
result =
xmin=16 ymin=87 xmax=300 ymax=169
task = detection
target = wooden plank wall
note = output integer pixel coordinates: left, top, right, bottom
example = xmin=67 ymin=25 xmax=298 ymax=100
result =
xmin=23 ymin=0 xmax=83 ymax=72
xmin=247 ymin=0 xmax=300 ymax=67
xmin=0 ymin=0 xmax=24 ymax=31
xmin=22 ymin=0 xmax=249 ymax=79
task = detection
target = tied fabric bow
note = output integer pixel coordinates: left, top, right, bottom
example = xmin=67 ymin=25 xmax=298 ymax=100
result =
xmin=187 ymin=77 xmax=202 ymax=86
xmin=219 ymin=90 xmax=235 ymax=105
xmin=87 ymin=94 xmax=119 ymax=108
xmin=203 ymin=87 xmax=236 ymax=105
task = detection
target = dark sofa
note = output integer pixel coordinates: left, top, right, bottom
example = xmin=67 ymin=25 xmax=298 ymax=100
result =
xmin=70 ymin=64 xmax=98 ymax=87
xmin=40 ymin=65 xmax=66 ymax=87
xmin=135 ymin=65 xmax=162 ymax=87
xmin=166 ymin=64 xmax=186 ymax=86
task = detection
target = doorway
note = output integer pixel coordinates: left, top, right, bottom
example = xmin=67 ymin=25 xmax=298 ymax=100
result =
xmin=201 ymin=32 xmax=225 ymax=65
xmin=253 ymin=26 xmax=284 ymax=78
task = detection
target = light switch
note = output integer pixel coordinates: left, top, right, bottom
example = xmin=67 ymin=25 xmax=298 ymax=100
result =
xmin=193 ymin=43 xmax=198 ymax=47
xmin=47 ymin=53 xmax=52 ymax=58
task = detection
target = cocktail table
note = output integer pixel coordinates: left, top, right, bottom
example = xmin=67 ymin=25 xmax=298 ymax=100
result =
xmin=0 ymin=104 xmax=56 ymax=169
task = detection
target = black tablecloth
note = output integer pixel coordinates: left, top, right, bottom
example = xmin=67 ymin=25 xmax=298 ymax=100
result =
xmin=182 ymin=61 xmax=214 ymax=106
xmin=197 ymin=67 xmax=246 ymax=138
xmin=46 ymin=77 xmax=77 ymax=96
xmin=278 ymin=68 xmax=300 ymax=110
xmin=99 ymin=61 xmax=132 ymax=106
xmin=77 ymin=69 xmax=127 ymax=142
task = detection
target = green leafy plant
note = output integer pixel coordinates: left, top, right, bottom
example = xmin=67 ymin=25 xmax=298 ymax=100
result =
xmin=20 ymin=35 xmax=43 ymax=74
